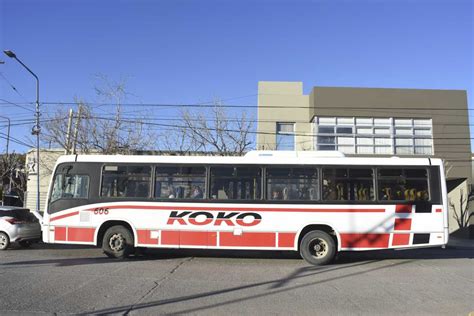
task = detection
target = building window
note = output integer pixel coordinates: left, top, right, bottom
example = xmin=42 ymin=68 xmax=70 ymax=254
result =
xmin=276 ymin=123 xmax=295 ymax=150
xmin=313 ymin=117 xmax=433 ymax=155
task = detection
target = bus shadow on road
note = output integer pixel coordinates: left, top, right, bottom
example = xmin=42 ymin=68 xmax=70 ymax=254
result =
xmin=2 ymin=245 xmax=472 ymax=268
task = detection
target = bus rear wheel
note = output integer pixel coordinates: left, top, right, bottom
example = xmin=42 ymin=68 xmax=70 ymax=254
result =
xmin=299 ymin=230 xmax=336 ymax=265
xmin=102 ymin=225 xmax=134 ymax=259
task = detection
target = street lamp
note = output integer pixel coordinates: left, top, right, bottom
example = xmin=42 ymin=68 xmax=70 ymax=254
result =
xmin=3 ymin=50 xmax=41 ymax=219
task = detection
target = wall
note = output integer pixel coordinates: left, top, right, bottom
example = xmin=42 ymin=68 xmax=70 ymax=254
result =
xmin=310 ymin=87 xmax=471 ymax=182
xmin=257 ymin=81 xmax=311 ymax=150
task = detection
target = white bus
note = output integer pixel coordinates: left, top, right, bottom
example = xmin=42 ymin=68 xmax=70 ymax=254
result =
xmin=41 ymin=151 xmax=448 ymax=265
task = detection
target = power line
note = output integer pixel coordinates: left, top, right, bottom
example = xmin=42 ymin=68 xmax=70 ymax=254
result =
xmin=0 ymin=98 xmax=35 ymax=112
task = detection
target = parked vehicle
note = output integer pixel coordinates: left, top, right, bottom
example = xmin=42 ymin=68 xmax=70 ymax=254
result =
xmin=0 ymin=206 xmax=41 ymax=250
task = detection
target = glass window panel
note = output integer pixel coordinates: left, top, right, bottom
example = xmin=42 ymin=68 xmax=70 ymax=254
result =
xmin=318 ymin=136 xmax=335 ymax=144
xmin=338 ymin=137 xmax=354 ymax=145
xmin=415 ymin=147 xmax=432 ymax=155
xmin=378 ymin=168 xmax=429 ymax=201
xmin=51 ymin=174 xmax=90 ymax=202
xmin=101 ymin=165 xmax=151 ymax=198
xmin=337 ymin=117 xmax=353 ymax=125
xmin=338 ymin=145 xmax=355 ymax=154
xmin=357 ymin=127 xmax=372 ymax=134
xmin=414 ymin=128 xmax=431 ymax=136
xmin=318 ymin=126 xmax=335 ymax=134
xmin=374 ymin=118 xmax=391 ymax=126
xmin=266 ymin=168 xmax=319 ymax=201
xmin=414 ymin=119 xmax=432 ymax=127
xmin=357 ymin=146 xmax=374 ymax=154
xmin=356 ymin=118 xmax=372 ymax=125
xmin=318 ymin=145 xmax=336 ymax=151
xmin=394 ymin=119 xmax=412 ymax=126
xmin=395 ymin=138 xmax=413 ymax=146
xmin=374 ymin=137 xmax=391 ymax=145
xmin=357 ymin=137 xmax=373 ymax=145
xmin=276 ymin=134 xmax=295 ymax=150
xmin=322 ymin=168 xmax=374 ymax=201
xmin=210 ymin=167 xmax=261 ymax=200
xmin=395 ymin=127 xmax=412 ymax=135
xmin=277 ymin=123 xmax=294 ymax=133
xmin=374 ymin=128 xmax=390 ymax=135
xmin=319 ymin=117 xmax=336 ymax=125
xmin=155 ymin=166 xmax=206 ymax=199
xmin=336 ymin=127 xmax=353 ymax=134
xmin=395 ymin=146 xmax=414 ymax=154
xmin=375 ymin=146 xmax=392 ymax=154
xmin=414 ymin=138 xmax=432 ymax=146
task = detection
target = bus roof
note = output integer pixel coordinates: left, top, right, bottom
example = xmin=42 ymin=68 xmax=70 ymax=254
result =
xmin=55 ymin=151 xmax=443 ymax=167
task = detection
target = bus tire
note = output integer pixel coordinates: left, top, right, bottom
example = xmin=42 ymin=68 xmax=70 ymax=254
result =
xmin=102 ymin=225 xmax=134 ymax=259
xmin=299 ymin=230 xmax=336 ymax=265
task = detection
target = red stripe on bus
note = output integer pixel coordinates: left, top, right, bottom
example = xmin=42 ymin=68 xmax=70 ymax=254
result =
xmin=161 ymin=230 xmax=180 ymax=245
xmin=220 ymin=232 xmax=276 ymax=247
xmin=86 ymin=205 xmax=386 ymax=213
xmin=392 ymin=233 xmax=410 ymax=246
xmin=137 ymin=230 xmax=158 ymax=245
xmin=394 ymin=218 xmax=412 ymax=231
xmin=67 ymin=227 xmax=95 ymax=242
xmin=278 ymin=233 xmax=296 ymax=248
xmin=55 ymin=226 xmax=67 ymax=241
xmin=340 ymin=233 xmax=390 ymax=248
xmin=395 ymin=205 xmax=412 ymax=213
xmin=50 ymin=211 xmax=79 ymax=222
xmin=436 ymin=209 xmax=442 ymax=213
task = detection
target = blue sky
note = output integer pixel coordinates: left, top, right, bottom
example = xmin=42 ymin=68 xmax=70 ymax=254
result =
xmin=0 ymin=0 xmax=472 ymax=152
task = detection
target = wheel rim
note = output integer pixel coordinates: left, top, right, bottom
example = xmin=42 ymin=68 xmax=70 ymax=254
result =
xmin=308 ymin=238 xmax=328 ymax=259
xmin=109 ymin=233 xmax=125 ymax=252
xmin=0 ymin=234 xmax=8 ymax=249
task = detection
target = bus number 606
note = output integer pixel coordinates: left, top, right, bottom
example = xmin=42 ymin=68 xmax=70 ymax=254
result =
xmin=93 ymin=208 xmax=109 ymax=215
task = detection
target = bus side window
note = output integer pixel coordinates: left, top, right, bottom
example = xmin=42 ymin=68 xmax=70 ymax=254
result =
xmin=101 ymin=165 xmax=151 ymax=198
xmin=266 ymin=167 xmax=319 ymax=201
xmin=210 ymin=167 xmax=261 ymax=200
xmin=322 ymin=168 xmax=374 ymax=201
xmin=155 ymin=166 xmax=206 ymax=200
xmin=378 ymin=168 xmax=429 ymax=201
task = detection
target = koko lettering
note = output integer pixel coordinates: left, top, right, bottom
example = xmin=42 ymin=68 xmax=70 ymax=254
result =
xmin=166 ymin=211 xmax=262 ymax=226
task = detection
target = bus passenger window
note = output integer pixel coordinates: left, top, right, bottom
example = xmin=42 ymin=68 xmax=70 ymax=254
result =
xmin=51 ymin=174 xmax=90 ymax=202
xmin=378 ymin=168 xmax=429 ymax=201
xmin=322 ymin=168 xmax=374 ymax=201
xmin=210 ymin=167 xmax=261 ymax=200
xmin=266 ymin=167 xmax=319 ymax=201
xmin=101 ymin=165 xmax=151 ymax=198
xmin=155 ymin=166 xmax=206 ymax=200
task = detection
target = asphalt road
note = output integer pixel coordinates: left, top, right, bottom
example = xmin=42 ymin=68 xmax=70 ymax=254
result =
xmin=0 ymin=243 xmax=473 ymax=315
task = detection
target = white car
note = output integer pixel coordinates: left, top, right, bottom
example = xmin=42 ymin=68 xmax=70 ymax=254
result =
xmin=0 ymin=206 xmax=41 ymax=250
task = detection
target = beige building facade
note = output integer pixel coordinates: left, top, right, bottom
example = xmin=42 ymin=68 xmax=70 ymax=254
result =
xmin=257 ymin=81 xmax=471 ymax=182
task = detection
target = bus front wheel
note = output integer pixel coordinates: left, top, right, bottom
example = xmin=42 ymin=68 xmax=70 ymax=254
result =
xmin=299 ymin=230 xmax=336 ymax=265
xmin=102 ymin=225 xmax=134 ymax=259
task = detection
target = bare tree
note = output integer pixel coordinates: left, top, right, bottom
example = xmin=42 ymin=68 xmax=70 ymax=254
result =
xmin=43 ymin=76 xmax=155 ymax=154
xmin=0 ymin=153 xmax=27 ymax=203
xmin=160 ymin=101 xmax=254 ymax=155
xmin=449 ymin=188 xmax=474 ymax=229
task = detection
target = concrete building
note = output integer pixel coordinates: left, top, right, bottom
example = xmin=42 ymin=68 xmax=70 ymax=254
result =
xmin=257 ymin=81 xmax=472 ymax=234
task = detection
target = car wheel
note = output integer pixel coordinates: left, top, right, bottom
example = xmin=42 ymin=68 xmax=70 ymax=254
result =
xmin=299 ymin=230 xmax=336 ymax=265
xmin=0 ymin=232 xmax=10 ymax=250
xmin=102 ymin=225 xmax=134 ymax=259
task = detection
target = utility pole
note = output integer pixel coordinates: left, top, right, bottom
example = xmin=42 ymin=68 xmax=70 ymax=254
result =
xmin=64 ymin=109 xmax=74 ymax=154
xmin=72 ymin=105 xmax=83 ymax=154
